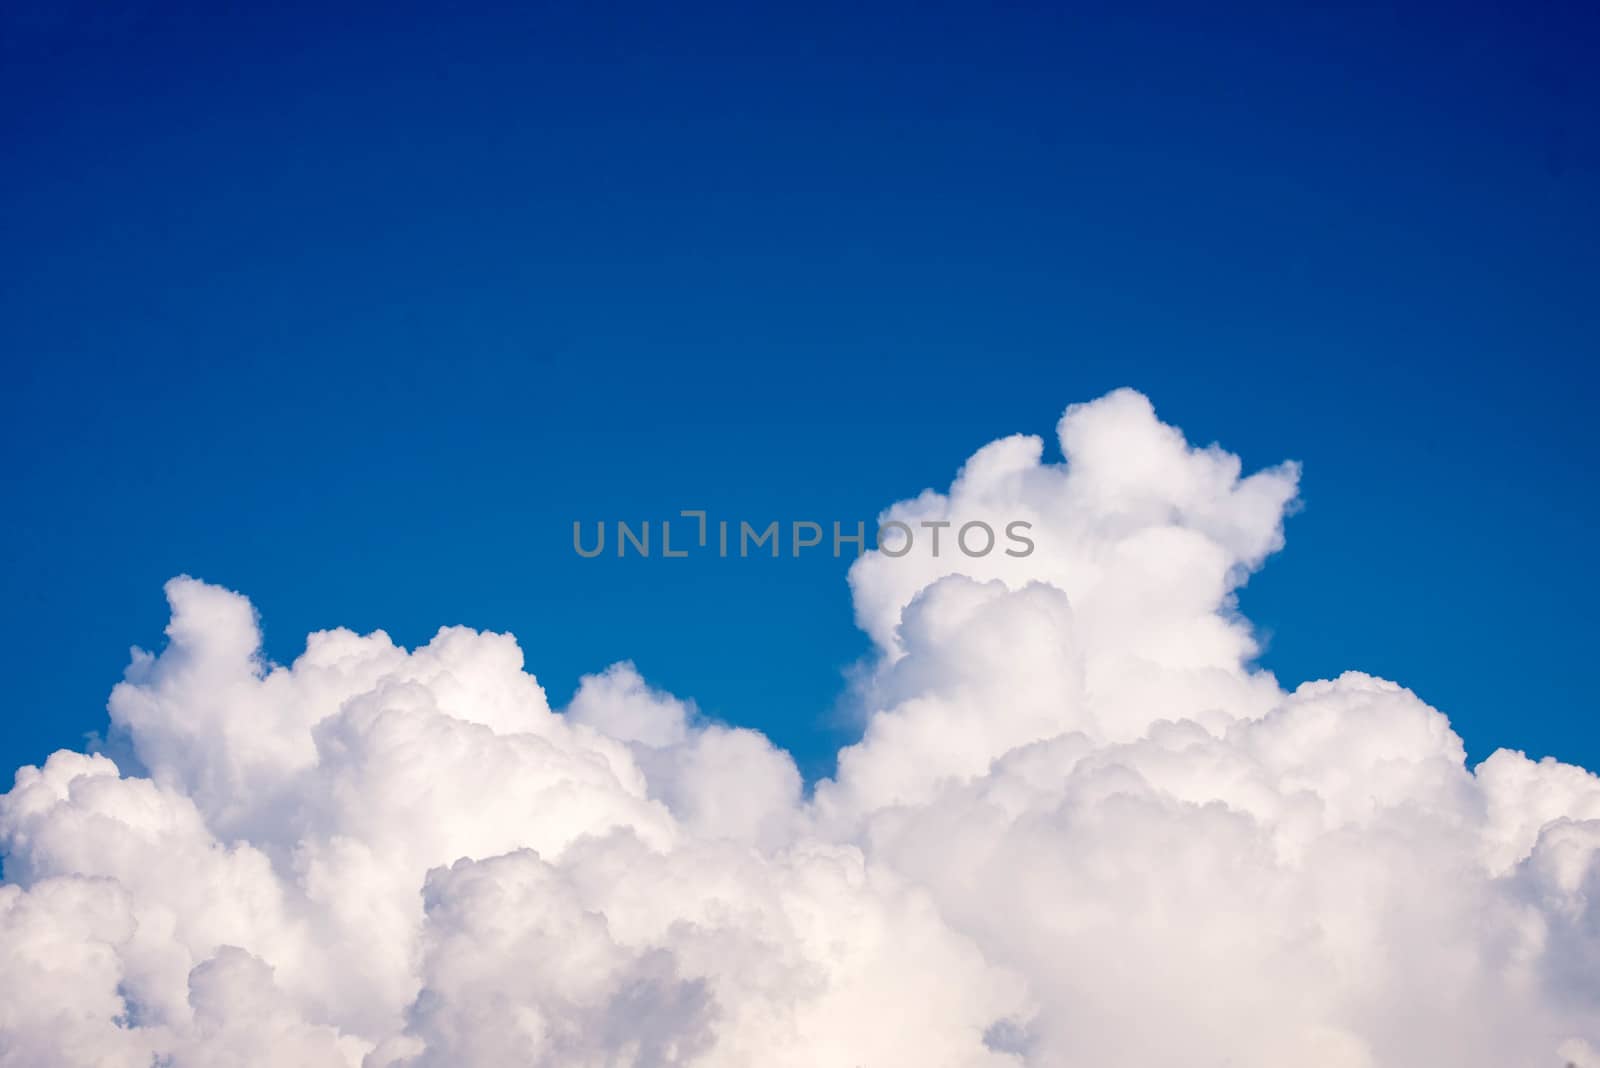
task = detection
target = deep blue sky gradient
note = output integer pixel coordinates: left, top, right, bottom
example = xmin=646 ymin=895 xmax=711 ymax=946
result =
xmin=2 ymin=2 xmax=1596 ymax=781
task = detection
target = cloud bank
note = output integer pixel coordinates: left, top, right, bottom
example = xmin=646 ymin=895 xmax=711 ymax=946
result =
xmin=4 ymin=388 xmax=1598 ymax=1066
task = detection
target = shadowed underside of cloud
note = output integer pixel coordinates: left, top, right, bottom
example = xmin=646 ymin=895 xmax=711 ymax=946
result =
xmin=3 ymin=388 xmax=1599 ymax=1067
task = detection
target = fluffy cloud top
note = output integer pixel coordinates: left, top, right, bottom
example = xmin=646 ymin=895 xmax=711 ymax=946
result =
xmin=3 ymin=388 xmax=1597 ymax=1067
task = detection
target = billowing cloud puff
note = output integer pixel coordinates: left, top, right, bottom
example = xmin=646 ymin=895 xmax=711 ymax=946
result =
xmin=3 ymin=388 xmax=1598 ymax=1066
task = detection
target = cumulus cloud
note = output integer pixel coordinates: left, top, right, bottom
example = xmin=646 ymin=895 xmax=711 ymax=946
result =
xmin=3 ymin=387 xmax=1598 ymax=1066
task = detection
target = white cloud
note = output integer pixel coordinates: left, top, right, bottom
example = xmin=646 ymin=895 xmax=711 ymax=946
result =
xmin=2 ymin=388 xmax=1597 ymax=1066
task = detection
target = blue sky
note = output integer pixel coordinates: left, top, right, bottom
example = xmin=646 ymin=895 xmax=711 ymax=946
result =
xmin=1 ymin=2 xmax=1595 ymax=782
